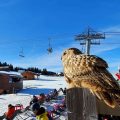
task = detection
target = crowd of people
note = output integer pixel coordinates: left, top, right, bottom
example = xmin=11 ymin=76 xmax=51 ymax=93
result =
xmin=29 ymin=88 xmax=66 ymax=120
xmin=0 ymin=88 xmax=66 ymax=120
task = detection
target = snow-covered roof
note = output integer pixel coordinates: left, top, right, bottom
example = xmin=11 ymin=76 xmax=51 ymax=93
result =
xmin=0 ymin=71 xmax=22 ymax=77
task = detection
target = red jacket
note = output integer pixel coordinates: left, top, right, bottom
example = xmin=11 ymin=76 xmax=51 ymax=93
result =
xmin=5 ymin=106 xmax=15 ymax=119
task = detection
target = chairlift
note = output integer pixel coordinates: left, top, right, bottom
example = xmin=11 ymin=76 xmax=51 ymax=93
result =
xmin=19 ymin=48 xmax=25 ymax=58
xmin=19 ymin=54 xmax=25 ymax=58
xmin=47 ymin=38 xmax=53 ymax=54
xmin=47 ymin=47 xmax=53 ymax=53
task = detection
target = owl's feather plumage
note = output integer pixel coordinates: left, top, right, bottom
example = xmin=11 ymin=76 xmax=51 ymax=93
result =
xmin=62 ymin=48 xmax=120 ymax=108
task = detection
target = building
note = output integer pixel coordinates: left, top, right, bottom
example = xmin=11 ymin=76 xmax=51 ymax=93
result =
xmin=21 ymin=71 xmax=40 ymax=80
xmin=0 ymin=71 xmax=23 ymax=94
xmin=0 ymin=66 xmax=10 ymax=71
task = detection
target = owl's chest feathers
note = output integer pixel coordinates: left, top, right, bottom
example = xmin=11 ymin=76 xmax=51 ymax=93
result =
xmin=64 ymin=56 xmax=94 ymax=77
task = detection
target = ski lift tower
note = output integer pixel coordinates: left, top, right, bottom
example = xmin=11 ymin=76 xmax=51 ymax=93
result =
xmin=75 ymin=27 xmax=105 ymax=55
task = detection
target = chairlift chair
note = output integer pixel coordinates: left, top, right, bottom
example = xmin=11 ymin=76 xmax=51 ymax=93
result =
xmin=19 ymin=48 xmax=25 ymax=58
xmin=47 ymin=47 xmax=53 ymax=54
xmin=47 ymin=38 xmax=53 ymax=54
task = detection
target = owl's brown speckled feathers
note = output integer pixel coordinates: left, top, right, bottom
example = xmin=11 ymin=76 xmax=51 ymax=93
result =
xmin=61 ymin=48 xmax=120 ymax=108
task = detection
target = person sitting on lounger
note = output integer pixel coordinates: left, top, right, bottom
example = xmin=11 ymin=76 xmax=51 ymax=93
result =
xmin=31 ymin=102 xmax=49 ymax=120
xmin=30 ymin=95 xmax=38 ymax=106
xmin=38 ymin=93 xmax=46 ymax=105
xmin=0 ymin=104 xmax=15 ymax=120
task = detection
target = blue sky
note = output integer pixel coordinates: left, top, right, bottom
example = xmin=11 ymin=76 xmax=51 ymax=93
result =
xmin=0 ymin=0 xmax=120 ymax=73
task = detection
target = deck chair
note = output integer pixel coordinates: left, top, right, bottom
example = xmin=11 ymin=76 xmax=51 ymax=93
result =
xmin=15 ymin=110 xmax=35 ymax=120
xmin=10 ymin=110 xmax=23 ymax=120
xmin=0 ymin=110 xmax=21 ymax=120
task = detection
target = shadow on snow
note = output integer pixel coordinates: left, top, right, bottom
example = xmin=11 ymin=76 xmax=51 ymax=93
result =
xmin=18 ymin=88 xmax=54 ymax=95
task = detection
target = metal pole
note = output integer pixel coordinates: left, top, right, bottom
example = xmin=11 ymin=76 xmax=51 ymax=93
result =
xmin=75 ymin=27 xmax=105 ymax=55
xmin=85 ymin=28 xmax=91 ymax=55
xmin=86 ymin=39 xmax=91 ymax=55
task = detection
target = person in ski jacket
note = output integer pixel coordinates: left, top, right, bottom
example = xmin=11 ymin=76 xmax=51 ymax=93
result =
xmin=31 ymin=102 xmax=49 ymax=120
xmin=30 ymin=95 xmax=38 ymax=106
xmin=0 ymin=104 xmax=19 ymax=120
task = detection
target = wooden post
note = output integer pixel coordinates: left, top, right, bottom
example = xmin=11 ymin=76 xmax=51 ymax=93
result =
xmin=66 ymin=88 xmax=98 ymax=120
xmin=97 ymin=99 xmax=120 ymax=116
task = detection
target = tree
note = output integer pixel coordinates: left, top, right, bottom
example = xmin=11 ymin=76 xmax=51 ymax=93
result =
xmin=42 ymin=68 xmax=48 ymax=75
xmin=9 ymin=64 xmax=13 ymax=71
xmin=2 ymin=62 xmax=8 ymax=66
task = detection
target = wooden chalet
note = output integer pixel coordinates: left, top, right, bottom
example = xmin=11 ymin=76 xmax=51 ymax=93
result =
xmin=0 ymin=71 xmax=23 ymax=94
xmin=21 ymin=71 xmax=40 ymax=80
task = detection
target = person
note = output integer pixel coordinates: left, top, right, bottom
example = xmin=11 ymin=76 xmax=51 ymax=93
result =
xmin=31 ymin=102 xmax=49 ymax=120
xmin=45 ymin=94 xmax=51 ymax=102
xmin=0 ymin=104 xmax=16 ymax=120
xmin=30 ymin=95 xmax=38 ymax=106
xmin=58 ymin=88 xmax=66 ymax=95
xmin=63 ymin=88 xmax=66 ymax=95
xmin=38 ymin=93 xmax=46 ymax=105
xmin=51 ymin=89 xmax=58 ymax=99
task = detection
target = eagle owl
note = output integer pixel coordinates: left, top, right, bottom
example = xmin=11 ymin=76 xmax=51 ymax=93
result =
xmin=61 ymin=48 xmax=120 ymax=108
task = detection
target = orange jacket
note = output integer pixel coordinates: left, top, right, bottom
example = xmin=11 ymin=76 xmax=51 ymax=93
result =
xmin=5 ymin=106 xmax=15 ymax=119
